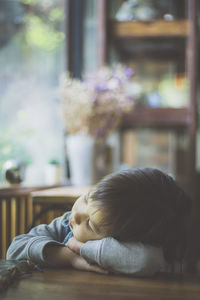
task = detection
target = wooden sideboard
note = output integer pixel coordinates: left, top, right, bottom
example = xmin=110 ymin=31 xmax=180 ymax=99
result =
xmin=30 ymin=186 xmax=90 ymax=226
xmin=0 ymin=186 xmax=75 ymax=258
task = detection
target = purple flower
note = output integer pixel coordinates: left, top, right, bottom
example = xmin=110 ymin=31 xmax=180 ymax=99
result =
xmin=95 ymin=83 xmax=108 ymax=92
xmin=124 ymin=68 xmax=134 ymax=79
xmin=61 ymin=64 xmax=135 ymax=137
xmin=95 ymin=128 xmax=106 ymax=137
xmin=91 ymin=95 xmax=98 ymax=103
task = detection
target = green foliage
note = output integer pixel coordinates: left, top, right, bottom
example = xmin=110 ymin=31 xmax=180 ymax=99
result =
xmin=49 ymin=8 xmax=64 ymax=22
xmin=0 ymin=0 xmax=64 ymax=183
xmin=25 ymin=15 xmax=64 ymax=51
xmin=0 ymin=127 xmax=32 ymax=172
xmin=20 ymin=0 xmax=38 ymax=4
xmin=20 ymin=0 xmax=55 ymax=6
xmin=19 ymin=0 xmax=65 ymax=52
xmin=48 ymin=158 xmax=60 ymax=165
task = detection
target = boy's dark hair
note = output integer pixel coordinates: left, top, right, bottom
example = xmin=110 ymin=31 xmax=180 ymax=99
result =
xmin=92 ymin=168 xmax=191 ymax=264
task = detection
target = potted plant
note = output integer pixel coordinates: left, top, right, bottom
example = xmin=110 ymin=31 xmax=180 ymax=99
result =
xmin=59 ymin=64 xmax=135 ymax=186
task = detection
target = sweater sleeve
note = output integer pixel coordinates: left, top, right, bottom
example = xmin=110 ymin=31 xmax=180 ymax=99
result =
xmin=80 ymin=237 xmax=167 ymax=276
xmin=6 ymin=212 xmax=69 ymax=266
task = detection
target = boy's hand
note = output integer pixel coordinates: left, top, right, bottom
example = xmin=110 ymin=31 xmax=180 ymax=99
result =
xmin=65 ymin=237 xmax=83 ymax=255
xmin=71 ymin=254 xmax=108 ymax=274
xmin=66 ymin=237 xmax=108 ymax=274
xmin=44 ymin=244 xmax=108 ymax=274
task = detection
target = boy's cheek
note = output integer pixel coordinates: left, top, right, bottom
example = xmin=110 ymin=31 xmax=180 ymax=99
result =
xmin=73 ymin=228 xmax=87 ymax=243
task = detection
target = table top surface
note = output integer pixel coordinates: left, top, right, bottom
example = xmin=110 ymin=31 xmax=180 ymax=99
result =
xmin=2 ymin=268 xmax=200 ymax=300
xmin=31 ymin=186 xmax=91 ymax=204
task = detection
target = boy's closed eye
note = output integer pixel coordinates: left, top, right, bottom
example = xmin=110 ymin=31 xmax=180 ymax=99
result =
xmin=87 ymin=220 xmax=92 ymax=231
xmin=87 ymin=218 xmax=102 ymax=235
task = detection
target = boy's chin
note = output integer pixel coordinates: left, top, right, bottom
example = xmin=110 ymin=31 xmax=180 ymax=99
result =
xmin=73 ymin=233 xmax=84 ymax=243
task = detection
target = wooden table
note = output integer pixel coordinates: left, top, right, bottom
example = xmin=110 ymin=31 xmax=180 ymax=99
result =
xmin=31 ymin=186 xmax=91 ymax=205
xmin=2 ymin=268 xmax=200 ymax=300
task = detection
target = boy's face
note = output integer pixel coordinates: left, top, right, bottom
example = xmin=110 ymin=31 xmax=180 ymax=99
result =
xmin=69 ymin=191 xmax=107 ymax=242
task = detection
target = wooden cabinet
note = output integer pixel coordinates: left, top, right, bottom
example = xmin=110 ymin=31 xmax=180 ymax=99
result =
xmin=95 ymin=0 xmax=199 ymax=270
xmin=93 ymin=0 xmax=198 ymax=195
xmin=65 ymin=0 xmax=199 ymax=270
xmin=112 ymin=19 xmax=189 ymax=37
xmin=66 ymin=0 xmax=198 ymax=194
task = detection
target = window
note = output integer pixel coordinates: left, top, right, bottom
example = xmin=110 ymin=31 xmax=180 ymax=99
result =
xmin=0 ymin=0 xmax=66 ymax=185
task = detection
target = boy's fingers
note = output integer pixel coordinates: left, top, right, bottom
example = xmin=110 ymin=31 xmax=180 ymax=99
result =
xmin=72 ymin=255 xmax=108 ymax=274
xmin=87 ymin=264 xmax=109 ymax=274
xmin=66 ymin=237 xmax=83 ymax=255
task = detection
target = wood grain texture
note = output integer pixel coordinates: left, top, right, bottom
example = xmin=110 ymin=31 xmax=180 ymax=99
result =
xmin=31 ymin=186 xmax=91 ymax=205
xmin=2 ymin=268 xmax=200 ymax=300
xmin=0 ymin=187 xmax=47 ymax=259
xmin=122 ymin=107 xmax=189 ymax=128
xmin=30 ymin=186 xmax=91 ymax=227
xmin=112 ymin=20 xmax=189 ymax=37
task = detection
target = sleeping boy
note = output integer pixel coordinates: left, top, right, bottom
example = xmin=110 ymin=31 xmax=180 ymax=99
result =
xmin=7 ymin=168 xmax=191 ymax=276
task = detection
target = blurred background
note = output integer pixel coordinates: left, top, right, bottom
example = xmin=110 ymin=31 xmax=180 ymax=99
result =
xmin=0 ymin=0 xmax=200 ymax=267
xmin=0 ymin=0 xmax=66 ymax=186
xmin=0 ymin=0 xmax=199 ymax=190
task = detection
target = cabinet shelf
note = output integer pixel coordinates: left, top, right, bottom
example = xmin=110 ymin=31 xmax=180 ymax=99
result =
xmin=112 ymin=20 xmax=189 ymax=38
xmin=122 ymin=107 xmax=189 ymax=128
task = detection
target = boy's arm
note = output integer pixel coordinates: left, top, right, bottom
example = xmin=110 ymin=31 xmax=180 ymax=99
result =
xmin=6 ymin=212 xmax=107 ymax=273
xmin=67 ymin=237 xmax=167 ymax=276
xmin=43 ymin=244 xmax=108 ymax=273
xmin=6 ymin=212 xmax=69 ymax=266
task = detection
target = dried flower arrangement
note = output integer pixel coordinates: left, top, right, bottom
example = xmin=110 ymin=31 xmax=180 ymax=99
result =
xmin=60 ymin=65 xmax=135 ymax=138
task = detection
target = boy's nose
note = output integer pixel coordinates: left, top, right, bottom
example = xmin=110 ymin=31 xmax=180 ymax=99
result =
xmin=74 ymin=211 xmax=87 ymax=225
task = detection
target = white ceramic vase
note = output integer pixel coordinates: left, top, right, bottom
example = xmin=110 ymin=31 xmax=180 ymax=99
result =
xmin=66 ymin=132 xmax=120 ymax=187
xmin=66 ymin=133 xmax=95 ymax=186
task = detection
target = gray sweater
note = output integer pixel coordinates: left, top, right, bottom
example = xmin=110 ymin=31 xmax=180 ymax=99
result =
xmin=6 ymin=212 xmax=167 ymax=276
